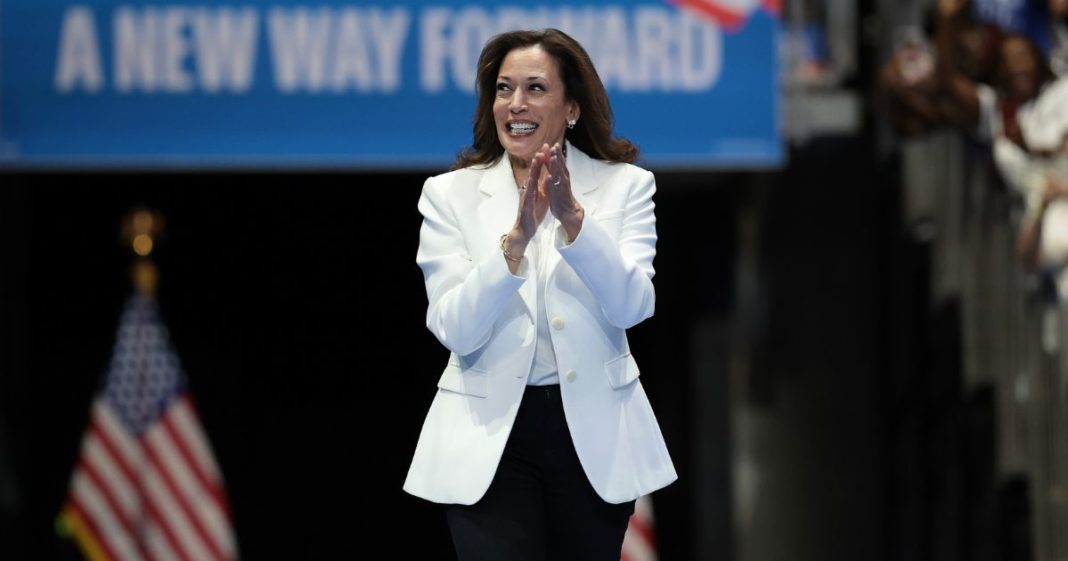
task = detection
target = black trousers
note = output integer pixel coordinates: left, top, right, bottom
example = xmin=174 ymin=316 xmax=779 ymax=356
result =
xmin=444 ymin=384 xmax=635 ymax=561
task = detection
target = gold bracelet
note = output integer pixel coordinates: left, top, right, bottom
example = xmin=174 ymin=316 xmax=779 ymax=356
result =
xmin=499 ymin=233 xmax=523 ymax=263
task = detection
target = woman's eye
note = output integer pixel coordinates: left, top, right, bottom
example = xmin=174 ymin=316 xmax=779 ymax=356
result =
xmin=496 ymin=83 xmax=510 ymax=91
xmin=530 ymin=84 xmax=545 ymax=91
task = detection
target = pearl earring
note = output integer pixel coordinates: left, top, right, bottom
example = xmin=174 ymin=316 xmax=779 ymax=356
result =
xmin=567 ymin=119 xmax=577 ymax=130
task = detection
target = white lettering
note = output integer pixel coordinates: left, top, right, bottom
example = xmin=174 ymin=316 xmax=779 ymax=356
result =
xmin=55 ymin=6 xmax=104 ymax=93
xmin=162 ymin=8 xmax=193 ymax=92
xmin=367 ymin=8 xmax=409 ymax=92
xmin=677 ymin=12 xmax=721 ymax=91
xmin=553 ymin=7 xmax=599 ymax=51
xmin=635 ymin=7 xmax=674 ymax=91
xmin=115 ymin=6 xmax=259 ymax=94
xmin=420 ymin=8 xmax=450 ymax=93
xmin=99 ymin=5 xmax=724 ymax=97
xmin=595 ymin=8 xmax=630 ymax=90
xmin=450 ymin=7 xmax=493 ymax=93
xmin=268 ymin=8 xmax=332 ymax=92
xmin=418 ymin=5 xmax=726 ymax=94
xmin=270 ymin=7 xmax=410 ymax=93
xmin=497 ymin=8 xmax=551 ymax=33
xmin=191 ymin=8 xmax=258 ymax=93
xmin=332 ymin=9 xmax=374 ymax=92
xmin=114 ymin=7 xmax=159 ymax=92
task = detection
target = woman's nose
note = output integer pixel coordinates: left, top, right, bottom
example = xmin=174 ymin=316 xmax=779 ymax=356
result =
xmin=509 ymin=91 xmax=527 ymax=112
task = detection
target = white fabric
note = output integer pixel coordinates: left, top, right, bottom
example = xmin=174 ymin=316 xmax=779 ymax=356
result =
xmin=979 ymin=81 xmax=1068 ymax=299
xmin=1018 ymin=76 xmax=1068 ymax=152
xmin=526 ymin=215 xmax=561 ymax=386
xmin=1052 ymin=20 xmax=1068 ymax=77
xmin=976 ymin=83 xmax=1034 ymax=194
xmin=975 ymin=82 xmax=1002 ymax=142
xmin=404 ymin=143 xmax=677 ymax=505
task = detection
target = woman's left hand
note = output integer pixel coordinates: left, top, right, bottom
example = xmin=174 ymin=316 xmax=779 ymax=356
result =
xmin=542 ymin=142 xmax=584 ymax=242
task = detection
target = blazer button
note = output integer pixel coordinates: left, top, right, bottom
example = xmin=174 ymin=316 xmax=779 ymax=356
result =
xmin=551 ymin=316 xmax=565 ymax=330
xmin=565 ymin=370 xmax=577 ymax=383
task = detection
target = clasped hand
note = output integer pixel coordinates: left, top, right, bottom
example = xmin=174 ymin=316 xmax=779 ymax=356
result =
xmin=507 ymin=143 xmax=585 ymax=255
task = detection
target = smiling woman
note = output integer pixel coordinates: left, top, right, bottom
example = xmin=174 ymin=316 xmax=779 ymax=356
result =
xmin=492 ymin=45 xmax=578 ymax=187
xmin=403 ymin=28 xmax=676 ymax=561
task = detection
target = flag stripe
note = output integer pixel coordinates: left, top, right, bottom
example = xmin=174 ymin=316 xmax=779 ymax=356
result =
xmin=171 ymin=398 xmax=222 ymax=481
xmin=165 ymin=400 xmax=230 ymax=513
xmin=90 ymin=421 xmax=142 ymax=505
xmin=147 ymin=421 xmax=234 ymax=556
xmin=144 ymin=454 xmax=219 ymax=561
xmin=621 ymin=529 xmax=657 ymax=561
xmin=77 ymin=460 xmax=137 ymax=547
xmin=626 ymin=513 xmax=656 ymax=547
xmin=141 ymin=469 xmax=198 ymax=561
xmin=72 ymin=474 xmax=140 ymax=561
xmin=93 ymin=401 xmax=143 ymax=469
xmin=670 ymin=0 xmax=746 ymax=28
xmin=77 ymin=458 xmax=158 ymax=561
xmin=621 ymin=495 xmax=658 ymax=561
xmin=145 ymin=520 xmax=183 ymax=561
xmin=84 ymin=434 xmax=139 ymax=520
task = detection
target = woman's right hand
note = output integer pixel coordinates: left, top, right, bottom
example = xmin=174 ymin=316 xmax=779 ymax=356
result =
xmin=503 ymin=151 xmax=547 ymax=263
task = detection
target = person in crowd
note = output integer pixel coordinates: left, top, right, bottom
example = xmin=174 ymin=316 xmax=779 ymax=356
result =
xmin=403 ymin=28 xmax=677 ymax=561
xmin=940 ymin=0 xmax=1068 ymax=297
xmin=878 ymin=8 xmax=1000 ymax=136
xmin=1016 ymin=172 xmax=1068 ymax=299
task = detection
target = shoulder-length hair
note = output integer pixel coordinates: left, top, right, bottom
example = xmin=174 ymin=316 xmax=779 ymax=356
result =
xmin=452 ymin=28 xmax=638 ymax=170
xmin=997 ymin=33 xmax=1054 ymax=102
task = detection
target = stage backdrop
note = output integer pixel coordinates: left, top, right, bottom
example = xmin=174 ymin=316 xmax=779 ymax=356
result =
xmin=1 ymin=0 xmax=781 ymax=169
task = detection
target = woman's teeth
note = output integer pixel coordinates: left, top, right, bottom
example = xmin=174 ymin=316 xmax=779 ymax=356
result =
xmin=509 ymin=123 xmax=537 ymax=135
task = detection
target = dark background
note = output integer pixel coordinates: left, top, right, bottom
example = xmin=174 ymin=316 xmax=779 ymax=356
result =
xmin=2 ymin=133 xmax=1007 ymax=560
xmin=0 ymin=168 xmax=748 ymax=559
xmin=3 ymin=0 xmax=1052 ymax=553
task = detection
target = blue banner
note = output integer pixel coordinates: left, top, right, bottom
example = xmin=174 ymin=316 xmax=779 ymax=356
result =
xmin=0 ymin=1 xmax=781 ymax=169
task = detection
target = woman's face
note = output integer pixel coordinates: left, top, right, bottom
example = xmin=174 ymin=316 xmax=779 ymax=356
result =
xmin=1001 ymin=37 xmax=1040 ymax=101
xmin=493 ymin=45 xmax=579 ymax=164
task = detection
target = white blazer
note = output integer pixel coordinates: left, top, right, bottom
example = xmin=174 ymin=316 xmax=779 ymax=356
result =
xmin=403 ymin=143 xmax=677 ymax=505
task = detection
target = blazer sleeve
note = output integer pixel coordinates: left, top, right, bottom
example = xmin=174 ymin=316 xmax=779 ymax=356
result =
xmin=416 ymin=176 xmax=526 ymax=356
xmin=557 ymin=167 xmax=657 ymax=328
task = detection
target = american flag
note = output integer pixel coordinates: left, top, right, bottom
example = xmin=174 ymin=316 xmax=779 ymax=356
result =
xmin=58 ymin=293 xmax=238 ymax=561
xmin=668 ymin=0 xmax=781 ymax=29
xmin=621 ymin=494 xmax=658 ymax=561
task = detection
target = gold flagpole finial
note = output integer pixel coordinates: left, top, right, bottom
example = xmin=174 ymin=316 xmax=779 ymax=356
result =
xmin=121 ymin=208 xmax=164 ymax=296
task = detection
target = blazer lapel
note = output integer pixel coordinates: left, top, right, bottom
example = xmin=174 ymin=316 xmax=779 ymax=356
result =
xmin=476 ymin=156 xmax=518 ymax=250
xmin=476 ymin=156 xmax=536 ymax=318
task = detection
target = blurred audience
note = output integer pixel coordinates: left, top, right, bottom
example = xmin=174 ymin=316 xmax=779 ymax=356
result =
xmin=879 ymin=7 xmax=1000 ymax=136
xmin=1051 ymin=0 xmax=1068 ymax=74
xmin=879 ymin=0 xmax=1068 ymax=299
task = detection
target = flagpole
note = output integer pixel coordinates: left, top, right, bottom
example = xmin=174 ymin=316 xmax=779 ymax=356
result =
xmin=121 ymin=208 xmax=163 ymax=296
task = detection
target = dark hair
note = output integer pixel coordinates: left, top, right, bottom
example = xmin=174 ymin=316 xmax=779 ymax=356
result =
xmin=451 ymin=28 xmax=638 ymax=170
xmin=997 ymin=33 xmax=1054 ymax=101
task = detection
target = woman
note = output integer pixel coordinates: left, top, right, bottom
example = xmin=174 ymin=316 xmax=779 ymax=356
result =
xmin=403 ymin=28 xmax=677 ymax=560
